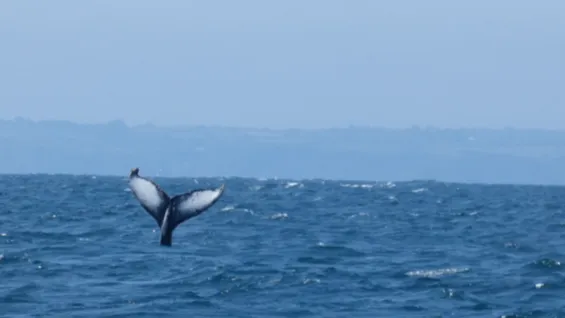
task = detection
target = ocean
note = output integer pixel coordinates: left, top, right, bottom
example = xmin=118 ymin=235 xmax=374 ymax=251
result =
xmin=1 ymin=174 xmax=565 ymax=317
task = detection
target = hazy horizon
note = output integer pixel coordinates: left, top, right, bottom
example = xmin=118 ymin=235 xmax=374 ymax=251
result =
xmin=1 ymin=1 xmax=564 ymax=184
xmin=5 ymin=116 xmax=565 ymax=133
xmin=1 ymin=119 xmax=565 ymax=185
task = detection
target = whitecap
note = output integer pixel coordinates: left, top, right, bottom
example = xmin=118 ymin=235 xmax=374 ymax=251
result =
xmin=285 ymin=182 xmax=301 ymax=188
xmin=271 ymin=213 xmax=288 ymax=219
xmin=341 ymin=183 xmax=374 ymax=189
xmin=221 ymin=205 xmax=236 ymax=212
xmin=406 ymin=267 xmax=469 ymax=278
xmin=381 ymin=181 xmax=396 ymax=188
xmin=412 ymin=188 xmax=427 ymax=193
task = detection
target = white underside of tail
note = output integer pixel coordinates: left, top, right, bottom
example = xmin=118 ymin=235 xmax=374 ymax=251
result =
xmin=177 ymin=186 xmax=224 ymax=214
xmin=129 ymin=177 xmax=164 ymax=211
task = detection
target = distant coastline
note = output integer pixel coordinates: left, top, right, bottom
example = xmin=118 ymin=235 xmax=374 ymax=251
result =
xmin=1 ymin=118 xmax=564 ymax=185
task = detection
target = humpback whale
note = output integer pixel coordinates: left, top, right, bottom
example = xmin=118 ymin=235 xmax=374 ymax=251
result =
xmin=128 ymin=167 xmax=225 ymax=246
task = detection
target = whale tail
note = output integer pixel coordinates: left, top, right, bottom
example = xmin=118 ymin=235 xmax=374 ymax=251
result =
xmin=160 ymin=229 xmax=174 ymax=246
xmin=128 ymin=167 xmax=226 ymax=246
xmin=128 ymin=168 xmax=170 ymax=227
xmin=159 ymin=184 xmax=226 ymax=246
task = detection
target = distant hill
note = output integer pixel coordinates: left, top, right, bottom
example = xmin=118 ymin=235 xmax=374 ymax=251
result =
xmin=1 ymin=118 xmax=565 ymax=185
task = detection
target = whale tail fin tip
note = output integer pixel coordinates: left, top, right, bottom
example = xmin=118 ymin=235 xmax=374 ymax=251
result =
xmin=171 ymin=184 xmax=226 ymax=227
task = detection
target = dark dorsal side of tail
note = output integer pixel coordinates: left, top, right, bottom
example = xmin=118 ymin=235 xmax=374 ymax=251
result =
xmin=160 ymin=230 xmax=173 ymax=246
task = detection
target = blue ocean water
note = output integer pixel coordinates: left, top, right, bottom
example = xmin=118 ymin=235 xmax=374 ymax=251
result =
xmin=1 ymin=174 xmax=565 ymax=317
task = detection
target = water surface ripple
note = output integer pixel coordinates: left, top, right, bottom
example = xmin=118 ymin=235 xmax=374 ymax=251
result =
xmin=1 ymin=175 xmax=565 ymax=317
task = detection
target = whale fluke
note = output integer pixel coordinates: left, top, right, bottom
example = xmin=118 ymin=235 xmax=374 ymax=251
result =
xmin=128 ymin=168 xmax=225 ymax=246
xmin=128 ymin=168 xmax=170 ymax=227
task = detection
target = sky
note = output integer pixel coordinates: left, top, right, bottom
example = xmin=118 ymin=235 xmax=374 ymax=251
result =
xmin=0 ymin=0 xmax=563 ymax=130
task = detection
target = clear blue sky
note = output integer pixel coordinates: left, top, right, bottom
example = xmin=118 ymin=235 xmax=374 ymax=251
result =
xmin=0 ymin=0 xmax=563 ymax=129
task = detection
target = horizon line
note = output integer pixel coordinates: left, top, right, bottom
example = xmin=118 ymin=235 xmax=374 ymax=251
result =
xmin=2 ymin=116 xmax=565 ymax=133
xmin=0 ymin=171 xmax=563 ymax=188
